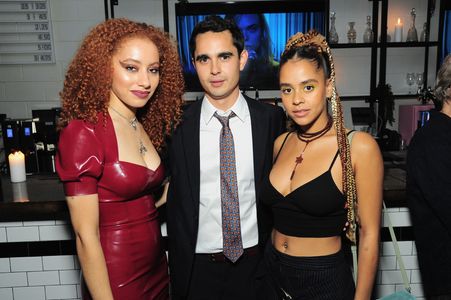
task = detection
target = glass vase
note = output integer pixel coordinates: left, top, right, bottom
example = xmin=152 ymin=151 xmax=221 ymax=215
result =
xmin=406 ymin=8 xmax=418 ymax=42
xmin=363 ymin=15 xmax=374 ymax=43
xmin=329 ymin=11 xmax=339 ymax=44
xmin=420 ymin=22 xmax=428 ymax=42
xmin=347 ymin=22 xmax=356 ymax=44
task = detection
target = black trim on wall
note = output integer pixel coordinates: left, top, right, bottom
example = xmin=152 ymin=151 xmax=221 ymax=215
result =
xmin=0 ymin=240 xmax=76 ymax=258
xmin=0 ymin=230 xmax=408 ymax=258
xmin=104 ymin=0 xmax=109 ymax=19
xmin=163 ymin=0 xmax=169 ymax=33
xmin=380 ymin=226 xmax=415 ymax=242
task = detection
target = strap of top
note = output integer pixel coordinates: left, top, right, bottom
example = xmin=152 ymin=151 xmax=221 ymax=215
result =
xmin=273 ymin=132 xmax=292 ymax=163
xmin=328 ymin=130 xmax=356 ymax=171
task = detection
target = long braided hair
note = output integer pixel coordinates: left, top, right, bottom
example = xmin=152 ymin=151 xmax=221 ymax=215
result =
xmin=281 ymin=30 xmax=358 ymax=243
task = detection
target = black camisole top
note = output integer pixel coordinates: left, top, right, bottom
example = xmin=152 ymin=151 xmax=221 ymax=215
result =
xmin=261 ymin=132 xmax=350 ymax=237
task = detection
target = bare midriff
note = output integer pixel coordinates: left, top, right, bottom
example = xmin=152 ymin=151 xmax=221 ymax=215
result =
xmin=272 ymin=229 xmax=342 ymax=256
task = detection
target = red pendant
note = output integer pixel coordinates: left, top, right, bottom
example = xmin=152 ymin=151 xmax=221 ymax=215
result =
xmin=295 ymin=153 xmax=303 ymax=164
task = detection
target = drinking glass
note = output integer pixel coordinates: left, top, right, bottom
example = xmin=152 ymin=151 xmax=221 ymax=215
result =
xmin=416 ymin=72 xmax=424 ymax=94
xmin=406 ymin=73 xmax=416 ymax=94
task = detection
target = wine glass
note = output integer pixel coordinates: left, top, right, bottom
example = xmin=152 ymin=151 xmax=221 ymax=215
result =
xmin=406 ymin=73 xmax=416 ymax=94
xmin=416 ymin=72 xmax=424 ymax=94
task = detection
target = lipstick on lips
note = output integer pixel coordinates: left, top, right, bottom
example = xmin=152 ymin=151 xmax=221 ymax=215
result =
xmin=131 ymin=90 xmax=150 ymax=99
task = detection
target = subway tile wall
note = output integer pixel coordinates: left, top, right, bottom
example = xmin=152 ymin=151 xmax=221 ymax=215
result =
xmin=0 ymin=221 xmax=81 ymax=300
xmin=374 ymin=207 xmax=425 ymax=299
xmin=1 ymin=209 xmax=426 ymax=299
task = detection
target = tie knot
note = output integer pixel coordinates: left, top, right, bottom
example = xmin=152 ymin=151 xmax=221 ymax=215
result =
xmin=214 ymin=111 xmax=236 ymax=128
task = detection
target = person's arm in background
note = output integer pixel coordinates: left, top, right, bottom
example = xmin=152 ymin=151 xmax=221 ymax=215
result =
xmin=67 ymin=194 xmax=114 ymax=300
xmin=352 ymin=132 xmax=384 ymax=300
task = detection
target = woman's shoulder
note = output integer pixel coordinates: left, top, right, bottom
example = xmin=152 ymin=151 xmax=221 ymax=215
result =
xmin=275 ymin=131 xmax=292 ymax=144
xmin=346 ymin=129 xmax=381 ymax=158
xmin=273 ymin=131 xmax=292 ymax=151
xmin=62 ymin=112 xmax=108 ymax=134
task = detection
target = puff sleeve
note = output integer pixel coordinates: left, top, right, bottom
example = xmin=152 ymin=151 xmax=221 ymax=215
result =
xmin=56 ymin=120 xmax=104 ymax=196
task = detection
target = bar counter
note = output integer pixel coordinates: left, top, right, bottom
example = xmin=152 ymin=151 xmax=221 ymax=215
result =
xmin=0 ymin=164 xmax=407 ymax=222
xmin=0 ymin=174 xmax=68 ymax=222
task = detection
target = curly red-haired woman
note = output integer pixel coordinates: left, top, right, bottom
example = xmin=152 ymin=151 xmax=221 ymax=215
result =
xmin=56 ymin=18 xmax=184 ymax=300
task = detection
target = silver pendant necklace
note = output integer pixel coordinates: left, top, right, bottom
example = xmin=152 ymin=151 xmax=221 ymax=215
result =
xmin=109 ymin=106 xmax=147 ymax=155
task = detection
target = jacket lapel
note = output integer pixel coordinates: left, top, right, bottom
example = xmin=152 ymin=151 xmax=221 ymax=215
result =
xmin=245 ymin=96 xmax=268 ymax=195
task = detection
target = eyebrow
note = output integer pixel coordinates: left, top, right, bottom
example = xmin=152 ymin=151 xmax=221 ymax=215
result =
xmin=280 ymin=79 xmax=319 ymax=87
xmin=119 ymin=59 xmax=159 ymax=67
xmin=195 ymin=51 xmax=234 ymax=62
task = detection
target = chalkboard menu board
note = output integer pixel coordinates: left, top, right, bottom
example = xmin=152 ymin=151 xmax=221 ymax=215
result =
xmin=0 ymin=0 xmax=55 ymax=64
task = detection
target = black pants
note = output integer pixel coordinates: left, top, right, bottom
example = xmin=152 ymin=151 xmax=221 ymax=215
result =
xmin=261 ymin=242 xmax=355 ymax=300
xmin=186 ymin=249 xmax=263 ymax=300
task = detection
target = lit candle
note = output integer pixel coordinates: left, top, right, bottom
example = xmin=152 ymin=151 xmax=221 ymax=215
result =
xmin=8 ymin=151 xmax=26 ymax=183
xmin=394 ymin=18 xmax=403 ymax=42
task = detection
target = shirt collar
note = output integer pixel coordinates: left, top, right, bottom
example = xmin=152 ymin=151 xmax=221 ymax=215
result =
xmin=201 ymin=92 xmax=248 ymax=125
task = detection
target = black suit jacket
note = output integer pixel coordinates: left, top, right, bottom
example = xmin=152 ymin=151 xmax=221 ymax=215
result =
xmin=166 ymin=94 xmax=286 ymax=297
xmin=407 ymin=111 xmax=451 ymax=296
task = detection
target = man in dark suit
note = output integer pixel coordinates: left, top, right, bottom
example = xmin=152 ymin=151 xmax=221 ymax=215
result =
xmin=167 ymin=16 xmax=286 ymax=300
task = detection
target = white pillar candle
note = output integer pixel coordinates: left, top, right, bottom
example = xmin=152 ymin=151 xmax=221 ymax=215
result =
xmin=9 ymin=151 xmax=26 ymax=183
xmin=394 ymin=18 xmax=403 ymax=42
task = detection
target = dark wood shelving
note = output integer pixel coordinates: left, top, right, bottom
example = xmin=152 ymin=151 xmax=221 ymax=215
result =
xmin=327 ymin=0 xmax=436 ymax=105
xmin=331 ymin=41 xmax=438 ymax=49
xmin=384 ymin=41 xmax=438 ymax=48
xmin=330 ymin=43 xmax=375 ymax=48
xmin=392 ymin=94 xmax=422 ymax=99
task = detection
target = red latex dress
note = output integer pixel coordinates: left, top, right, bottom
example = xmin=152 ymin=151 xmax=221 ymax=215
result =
xmin=56 ymin=113 xmax=169 ymax=300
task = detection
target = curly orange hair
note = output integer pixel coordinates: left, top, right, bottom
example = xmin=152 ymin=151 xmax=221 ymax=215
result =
xmin=59 ymin=18 xmax=185 ymax=151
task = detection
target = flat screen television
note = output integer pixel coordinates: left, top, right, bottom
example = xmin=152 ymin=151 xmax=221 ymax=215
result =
xmin=439 ymin=0 xmax=451 ymax=67
xmin=175 ymin=0 xmax=327 ymax=91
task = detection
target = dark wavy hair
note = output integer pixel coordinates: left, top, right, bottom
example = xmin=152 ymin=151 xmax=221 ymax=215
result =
xmin=59 ymin=18 xmax=185 ymax=151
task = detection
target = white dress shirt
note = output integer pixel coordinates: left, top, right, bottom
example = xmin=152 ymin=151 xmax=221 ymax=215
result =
xmin=196 ymin=93 xmax=258 ymax=253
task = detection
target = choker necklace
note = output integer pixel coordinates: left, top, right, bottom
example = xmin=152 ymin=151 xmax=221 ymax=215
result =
xmin=109 ymin=105 xmax=138 ymax=130
xmin=109 ymin=106 xmax=147 ymax=155
xmin=290 ymin=116 xmax=333 ymax=180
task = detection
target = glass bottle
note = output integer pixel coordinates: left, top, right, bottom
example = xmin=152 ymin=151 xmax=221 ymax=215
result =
xmin=406 ymin=8 xmax=418 ymax=42
xmin=347 ymin=22 xmax=356 ymax=44
xmin=363 ymin=15 xmax=374 ymax=43
xmin=329 ymin=11 xmax=339 ymax=44
xmin=420 ymin=22 xmax=428 ymax=42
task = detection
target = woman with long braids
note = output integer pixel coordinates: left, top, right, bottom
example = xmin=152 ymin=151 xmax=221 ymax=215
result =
xmin=56 ymin=19 xmax=184 ymax=299
xmin=261 ymin=30 xmax=383 ymax=299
